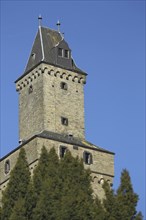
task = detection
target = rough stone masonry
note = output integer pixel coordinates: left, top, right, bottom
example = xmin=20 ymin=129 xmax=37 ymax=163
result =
xmin=0 ymin=25 xmax=114 ymax=204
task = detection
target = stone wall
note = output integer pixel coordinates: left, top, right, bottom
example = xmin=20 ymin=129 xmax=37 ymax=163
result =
xmin=0 ymin=137 xmax=114 ymax=203
xmin=16 ymin=63 xmax=86 ymax=141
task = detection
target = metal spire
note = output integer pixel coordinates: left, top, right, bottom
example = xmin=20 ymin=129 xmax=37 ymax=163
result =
xmin=38 ymin=14 xmax=42 ymax=27
xmin=56 ymin=20 xmax=61 ymax=32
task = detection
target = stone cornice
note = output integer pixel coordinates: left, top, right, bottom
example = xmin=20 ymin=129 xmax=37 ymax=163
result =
xmin=16 ymin=64 xmax=86 ymax=92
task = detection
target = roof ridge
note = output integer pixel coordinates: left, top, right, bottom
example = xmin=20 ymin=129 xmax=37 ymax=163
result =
xmin=41 ymin=26 xmax=59 ymax=33
xmin=39 ymin=26 xmax=44 ymax=61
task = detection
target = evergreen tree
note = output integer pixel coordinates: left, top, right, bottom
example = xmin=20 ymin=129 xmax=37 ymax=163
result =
xmin=9 ymin=198 xmax=26 ymax=220
xmin=1 ymin=146 xmax=143 ymax=220
xmin=102 ymin=181 xmax=117 ymax=220
xmin=33 ymin=176 xmax=61 ymax=220
xmin=116 ymin=169 xmax=140 ymax=220
xmin=1 ymin=148 xmax=30 ymax=220
xmin=0 ymin=206 xmax=2 ymax=219
xmin=33 ymin=146 xmax=50 ymax=195
xmin=135 ymin=212 xmax=143 ymax=220
xmin=33 ymin=147 xmax=60 ymax=220
xmin=58 ymin=151 xmax=94 ymax=220
xmin=24 ymin=181 xmax=37 ymax=220
xmin=93 ymin=196 xmax=106 ymax=220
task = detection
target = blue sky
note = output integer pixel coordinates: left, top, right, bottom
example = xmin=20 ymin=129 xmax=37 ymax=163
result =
xmin=0 ymin=0 xmax=145 ymax=217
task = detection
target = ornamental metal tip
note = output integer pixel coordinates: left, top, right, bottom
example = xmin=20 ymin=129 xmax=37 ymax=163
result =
xmin=56 ymin=20 xmax=61 ymax=32
xmin=38 ymin=14 xmax=42 ymax=26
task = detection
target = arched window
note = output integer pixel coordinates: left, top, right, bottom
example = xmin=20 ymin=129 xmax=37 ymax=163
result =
xmin=5 ymin=160 xmax=10 ymax=174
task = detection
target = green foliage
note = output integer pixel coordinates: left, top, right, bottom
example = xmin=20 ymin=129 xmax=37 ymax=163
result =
xmin=1 ymin=147 xmax=143 ymax=220
xmin=33 ymin=146 xmax=50 ymax=195
xmin=1 ymin=148 xmax=30 ymax=220
xmin=102 ymin=181 xmax=117 ymax=220
xmin=92 ymin=197 xmax=106 ymax=220
xmin=135 ymin=212 xmax=143 ymax=220
xmin=33 ymin=148 xmax=60 ymax=220
xmin=101 ymin=169 xmax=143 ymax=220
xmin=116 ymin=169 xmax=139 ymax=220
xmin=9 ymin=198 xmax=26 ymax=220
xmin=58 ymin=151 xmax=94 ymax=220
xmin=24 ymin=181 xmax=37 ymax=220
xmin=0 ymin=206 xmax=2 ymax=219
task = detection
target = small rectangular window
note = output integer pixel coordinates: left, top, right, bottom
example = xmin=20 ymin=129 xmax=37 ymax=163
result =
xmin=64 ymin=49 xmax=69 ymax=58
xmin=73 ymin=145 xmax=78 ymax=150
xmin=60 ymin=82 xmax=68 ymax=90
xmin=83 ymin=151 xmax=92 ymax=165
xmin=58 ymin=48 xmax=63 ymax=57
xmin=61 ymin=117 xmax=68 ymax=126
xmin=60 ymin=146 xmax=67 ymax=158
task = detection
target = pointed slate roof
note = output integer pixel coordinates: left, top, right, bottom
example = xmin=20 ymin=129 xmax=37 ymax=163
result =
xmin=24 ymin=26 xmax=86 ymax=76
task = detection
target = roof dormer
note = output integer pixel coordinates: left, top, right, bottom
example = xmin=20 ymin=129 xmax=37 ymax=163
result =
xmin=55 ymin=39 xmax=72 ymax=69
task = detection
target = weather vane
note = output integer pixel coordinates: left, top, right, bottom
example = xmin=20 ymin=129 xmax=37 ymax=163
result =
xmin=56 ymin=20 xmax=61 ymax=32
xmin=38 ymin=14 xmax=42 ymax=26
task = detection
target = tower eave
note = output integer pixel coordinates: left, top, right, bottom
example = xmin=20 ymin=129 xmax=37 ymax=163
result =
xmin=15 ymin=61 xmax=87 ymax=83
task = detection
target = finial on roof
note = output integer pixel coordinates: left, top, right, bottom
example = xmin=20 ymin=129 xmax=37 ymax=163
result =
xmin=38 ymin=14 xmax=42 ymax=27
xmin=56 ymin=20 xmax=61 ymax=32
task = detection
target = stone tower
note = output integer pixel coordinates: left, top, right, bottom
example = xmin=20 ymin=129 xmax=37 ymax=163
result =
xmin=16 ymin=26 xmax=86 ymax=142
xmin=0 ymin=22 xmax=114 ymax=201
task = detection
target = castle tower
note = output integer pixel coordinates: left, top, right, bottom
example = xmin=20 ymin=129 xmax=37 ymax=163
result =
xmin=0 ymin=21 xmax=114 ymax=201
xmin=16 ymin=25 xmax=86 ymax=142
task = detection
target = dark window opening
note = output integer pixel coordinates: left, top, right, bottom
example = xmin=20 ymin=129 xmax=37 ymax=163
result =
xmin=73 ymin=145 xmax=78 ymax=150
xmin=83 ymin=151 xmax=92 ymax=165
xmin=68 ymin=134 xmax=73 ymax=138
xmin=60 ymin=146 xmax=67 ymax=158
xmin=64 ymin=49 xmax=69 ymax=58
xmin=58 ymin=48 xmax=63 ymax=57
xmin=5 ymin=160 xmax=10 ymax=174
xmin=28 ymin=85 xmax=33 ymax=94
xmin=61 ymin=117 xmax=68 ymax=126
xmin=31 ymin=53 xmax=36 ymax=60
xmin=60 ymin=82 xmax=68 ymax=90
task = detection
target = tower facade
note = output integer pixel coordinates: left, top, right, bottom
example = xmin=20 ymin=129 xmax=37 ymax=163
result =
xmin=0 ymin=24 xmax=114 ymax=202
xmin=16 ymin=27 xmax=86 ymax=141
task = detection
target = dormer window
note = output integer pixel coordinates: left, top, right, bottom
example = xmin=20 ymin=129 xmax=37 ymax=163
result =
xmin=58 ymin=48 xmax=63 ymax=57
xmin=58 ymin=48 xmax=69 ymax=59
xmin=64 ymin=49 xmax=69 ymax=58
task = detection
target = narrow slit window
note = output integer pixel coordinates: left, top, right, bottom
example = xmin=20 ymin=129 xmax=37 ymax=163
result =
xmin=5 ymin=160 xmax=10 ymax=174
xmin=60 ymin=146 xmax=67 ymax=158
xmin=28 ymin=85 xmax=33 ymax=94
